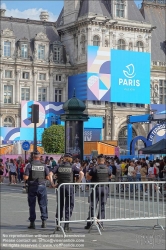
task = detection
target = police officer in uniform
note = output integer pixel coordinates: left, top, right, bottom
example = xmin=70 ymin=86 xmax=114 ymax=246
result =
xmin=85 ymin=154 xmax=111 ymax=229
xmin=49 ymin=153 xmax=84 ymax=232
xmin=23 ymin=152 xmax=49 ymax=229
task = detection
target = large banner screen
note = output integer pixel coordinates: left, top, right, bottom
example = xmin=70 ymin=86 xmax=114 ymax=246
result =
xmin=86 ymin=46 xmax=150 ymax=104
xmin=111 ymin=50 xmax=150 ymax=104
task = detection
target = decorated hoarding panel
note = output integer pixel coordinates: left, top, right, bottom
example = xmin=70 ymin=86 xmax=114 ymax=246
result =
xmin=68 ymin=73 xmax=87 ymax=100
xmin=87 ymin=46 xmax=111 ymax=101
xmin=21 ymin=101 xmax=64 ymax=128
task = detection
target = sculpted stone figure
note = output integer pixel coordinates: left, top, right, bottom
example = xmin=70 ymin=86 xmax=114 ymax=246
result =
xmin=33 ymin=48 xmax=37 ymax=60
xmin=49 ymin=51 xmax=53 ymax=62
xmin=17 ymin=47 xmax=21 ymax=58
xmin=66 ymin=53 xmax=70 ymax=64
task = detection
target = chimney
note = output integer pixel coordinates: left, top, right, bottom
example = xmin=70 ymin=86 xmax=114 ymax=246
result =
xmin=39 ymin=11 xmax=49 ymax=21
xmin=0 ymin=9 xmax=6 ymax=17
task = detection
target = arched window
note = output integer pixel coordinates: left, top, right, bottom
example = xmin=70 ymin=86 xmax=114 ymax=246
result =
xmin=136 ymin=41 xmax=144 ymax=52
xmin=81 ymin=35 xmax=86 ymax=54
xmin=4 ymin=116 xmax=14 ymax=127
xmin=93 ymin=35 xmax=100 ymax=46
xmin=117 ymin=39 xmax=126 ymax=50
xmin=105 ymin=40 xmax=108 ymax=47
xmin=129 ymin=42 xmax=133 ymax=51
xmin=118 ymin=126 xmax=137 ymax=151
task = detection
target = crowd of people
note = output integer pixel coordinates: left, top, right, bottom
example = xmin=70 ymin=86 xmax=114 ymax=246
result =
xmin=0 ymin=155 xmax=166 ymax=190
xmin=0 ymin=157 xmax=28 ymax=184
xmin=1 ymin=153 xmax=165 ymax=232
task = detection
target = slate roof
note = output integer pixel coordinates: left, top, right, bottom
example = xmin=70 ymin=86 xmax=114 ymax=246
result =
xmin=140 ymin=2 xmax=166 ymax=62
xmin=56 ymin=0 xmax=146 ymax=27
xmin=56 ymin=7 xmax=64 ymax=27
xmin=78 ymin=0 xmax=145 ymax=22
xmin=128 ymin=1 xmax=145 ymax=22
xmin=78 ymin=0 xmax=112 ymax=18
xmin=1 ymin=17 xmax=60 ymax=58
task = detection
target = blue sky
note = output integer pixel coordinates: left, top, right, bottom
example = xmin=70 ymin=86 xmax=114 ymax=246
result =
xmin=1 ymin=1 xmax=143 ymax=21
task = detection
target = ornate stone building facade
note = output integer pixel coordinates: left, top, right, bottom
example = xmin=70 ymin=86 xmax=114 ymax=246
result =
xmin=56 ymin=0 xmax=166 ymax=151
xmin=0 ymin=0 xmax=165 ymax=152
xmin=0 ymin=10 xmax=73 ymax=129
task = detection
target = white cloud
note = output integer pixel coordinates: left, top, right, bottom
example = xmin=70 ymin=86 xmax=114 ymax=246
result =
xmin=1 ymin=3 xmax=6 ymax=9
xmin=0 ymin=3 xmax=57 ymax=22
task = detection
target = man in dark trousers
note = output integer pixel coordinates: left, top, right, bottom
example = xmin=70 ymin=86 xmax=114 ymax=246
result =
xmin=85 ymin=154 xmax=111 ymax=229
xmin=49 ymin=153 xmax=84 ymax=232
xmin=23 ymin=152 xmax=50 ymax=229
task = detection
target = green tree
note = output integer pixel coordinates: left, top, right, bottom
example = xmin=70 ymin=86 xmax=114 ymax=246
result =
xmin=42 ymin=125 xmax=65 ymax=153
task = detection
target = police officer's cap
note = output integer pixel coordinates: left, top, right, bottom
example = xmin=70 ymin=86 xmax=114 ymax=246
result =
xmin=97 ymin=154 xmax=105 ymax=159
xmin=64 ymin=153 xmax=72 ymax=158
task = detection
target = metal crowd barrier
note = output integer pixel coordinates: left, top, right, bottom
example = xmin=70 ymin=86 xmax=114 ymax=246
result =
xmin=54 ymin=181 xmax=166 ymax=237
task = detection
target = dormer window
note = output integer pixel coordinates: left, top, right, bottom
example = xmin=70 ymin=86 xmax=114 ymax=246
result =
xmin=116 ymin=0 xmax=125 ymax=18
xmin=38 ymin=45 xmax=45 ymax=59
xmin=50 ymin=41 xmax=63 ymax=63
xmin=21 ymin=44 xmax=28 ymax=58
xmin=4 ymin=41 xmax=11 ymax=57
xmin=54 ymin=47 xmax=60 ymax=61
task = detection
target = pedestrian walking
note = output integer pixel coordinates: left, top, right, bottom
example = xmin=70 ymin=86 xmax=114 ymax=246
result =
xmin=9 ymin=159 xmax=17 ymax=184
xmin=23 ymin=152 xmax=50 ymax=229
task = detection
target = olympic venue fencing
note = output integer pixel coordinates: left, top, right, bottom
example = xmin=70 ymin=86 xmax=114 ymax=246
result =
xmin=54 ymin=181 xmax=166 ymax=237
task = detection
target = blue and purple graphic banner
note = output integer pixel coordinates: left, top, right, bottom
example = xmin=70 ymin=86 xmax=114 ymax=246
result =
xmin=68 ymin=46 xmax=151 ymax=104
xmin=21 ymin=101 xmax=64 ymax=128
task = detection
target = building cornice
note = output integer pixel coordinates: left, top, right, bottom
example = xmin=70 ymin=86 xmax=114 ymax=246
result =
xmin=152 ymin=66 xmax=166 ymax=72
xmin=57 ymin=18 xmax=152 ymax=35
xmin=142 ymin=0 xmax=166 ymax=8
